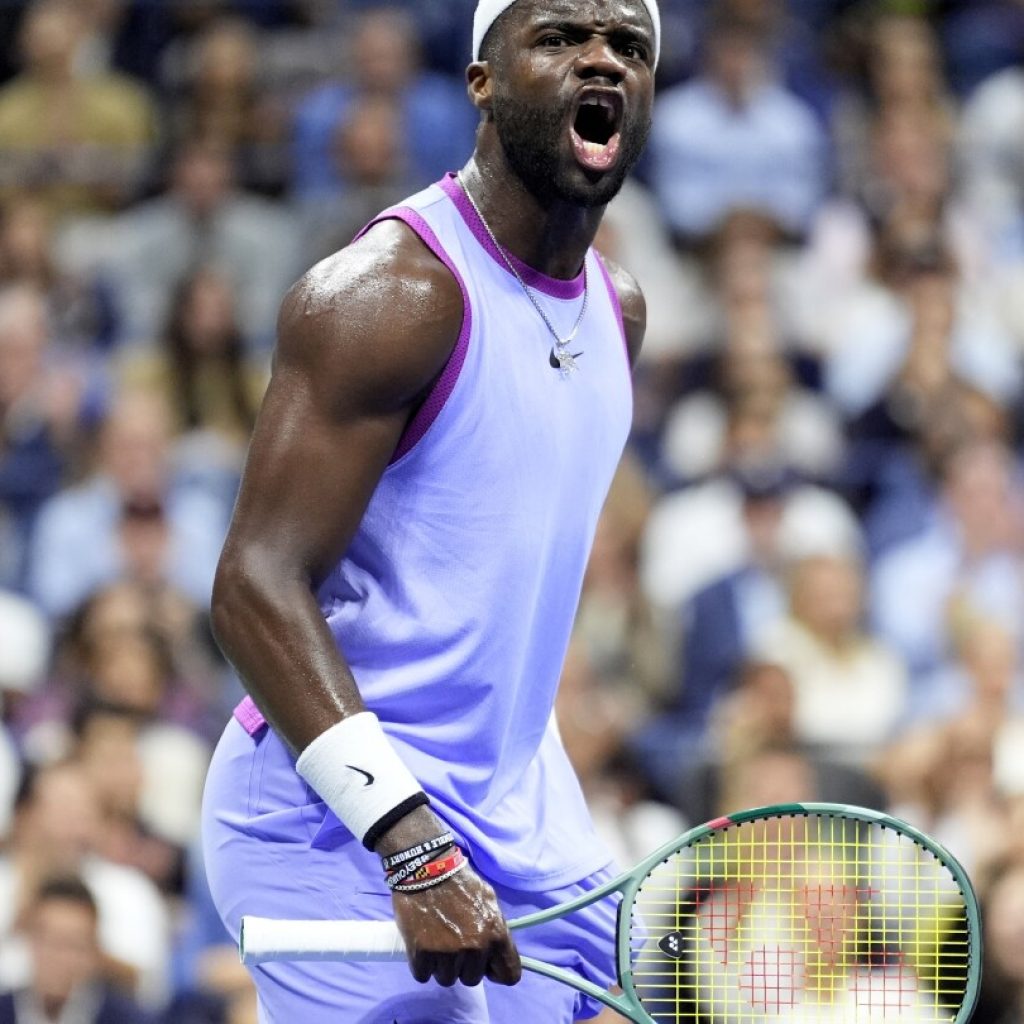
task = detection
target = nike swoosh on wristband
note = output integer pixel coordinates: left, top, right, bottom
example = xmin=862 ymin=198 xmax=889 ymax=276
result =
xmin=345 ymin=765 xmax=375 ymax=786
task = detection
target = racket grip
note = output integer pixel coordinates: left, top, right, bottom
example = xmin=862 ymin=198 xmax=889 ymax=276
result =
xmin=240 ymin=917 xmax=407 ymax=965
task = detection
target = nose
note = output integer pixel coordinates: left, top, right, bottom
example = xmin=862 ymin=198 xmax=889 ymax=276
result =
xmin=573 ymin=36 xmax=627 ymax=85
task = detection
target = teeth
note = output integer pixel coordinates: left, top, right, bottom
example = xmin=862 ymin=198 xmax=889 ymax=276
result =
xmin=581 ymin=95 xmax=615 ymax=112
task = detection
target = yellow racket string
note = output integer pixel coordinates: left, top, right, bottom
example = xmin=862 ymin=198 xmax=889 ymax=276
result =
xmin=628 ymin=813 xmax=970 ymax=1023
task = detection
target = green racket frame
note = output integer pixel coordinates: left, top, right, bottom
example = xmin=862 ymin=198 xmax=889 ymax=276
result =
xmin=506 ymin=802 xmax=983 ymax=1024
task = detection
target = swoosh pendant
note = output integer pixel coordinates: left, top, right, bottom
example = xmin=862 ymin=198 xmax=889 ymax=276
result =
xmin=550 ymin=346 xmax=583 ymax=379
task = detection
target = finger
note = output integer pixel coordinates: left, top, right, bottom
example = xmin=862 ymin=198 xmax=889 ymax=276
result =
xmin=459 ymin=948 xmax=488 ymax=987
xmin=433 ymin=952 xmax=462 ymax=988
xmin=485 ymin=935 xmax=523 ymax=986
xmin=410 ymin=952 xmax=432 ymax=985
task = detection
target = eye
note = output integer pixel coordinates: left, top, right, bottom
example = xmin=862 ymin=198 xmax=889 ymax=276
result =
xmin=621 ymin=41 xmax=648 ymax=61
xmin=539 ymin=33 xmax=571 ymax=48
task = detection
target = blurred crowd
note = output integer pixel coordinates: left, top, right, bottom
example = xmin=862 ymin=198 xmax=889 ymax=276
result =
xmin=0 ymin=0 xmax=1023 ymax=1020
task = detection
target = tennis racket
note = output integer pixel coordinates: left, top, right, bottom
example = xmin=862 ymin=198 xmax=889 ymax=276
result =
xmin=239 ymin=802 xmax=981 ymax=1023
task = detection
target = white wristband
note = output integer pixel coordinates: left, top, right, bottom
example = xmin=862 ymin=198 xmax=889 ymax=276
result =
xmin=295 ymin=713 xmax=427 ymax=850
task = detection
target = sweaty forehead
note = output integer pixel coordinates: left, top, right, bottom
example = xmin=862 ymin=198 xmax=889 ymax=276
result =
xmin=508 ymin=0 xmax=653 ymax=35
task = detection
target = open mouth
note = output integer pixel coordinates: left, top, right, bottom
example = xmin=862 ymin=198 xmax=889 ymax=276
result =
xmin=571 ymin=91 xmax=623 ymax=173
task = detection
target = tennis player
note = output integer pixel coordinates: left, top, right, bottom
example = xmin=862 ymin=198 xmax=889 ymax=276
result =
xmin=201 ymin=1 xmax=658 ymax=1020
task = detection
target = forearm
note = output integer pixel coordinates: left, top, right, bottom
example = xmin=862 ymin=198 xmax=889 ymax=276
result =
xmin=212 ymin=546 xmax=447 ymax=853
xmin=211 ymin=546 xmax=365 ymax=751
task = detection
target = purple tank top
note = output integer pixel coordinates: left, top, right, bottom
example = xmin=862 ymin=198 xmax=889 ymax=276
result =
xmin=236 ymin=174 xmax=633 ymax=889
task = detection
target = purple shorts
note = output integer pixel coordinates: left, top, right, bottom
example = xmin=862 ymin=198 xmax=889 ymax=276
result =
xmin=201 ymin=719 xmax=619 ymax=1023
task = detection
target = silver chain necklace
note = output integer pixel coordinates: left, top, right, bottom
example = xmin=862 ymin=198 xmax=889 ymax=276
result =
xmin=458 ymin=172 xmax=587 ymax=378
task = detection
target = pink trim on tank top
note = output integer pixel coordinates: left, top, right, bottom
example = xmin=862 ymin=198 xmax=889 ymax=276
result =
xmin=355 ymin=206 xmax=474 ymax=465
xmin=439 ymin=173 xmax=586 ymax=300
xmin=234 ymin=695 xmax=266 ymax=736
xmin=595 ymin=252 xmax=630 ymax=367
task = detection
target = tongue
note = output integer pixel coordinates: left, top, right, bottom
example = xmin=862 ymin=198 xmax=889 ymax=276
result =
xmin=571 ymin=129 xmax=621 ymax=172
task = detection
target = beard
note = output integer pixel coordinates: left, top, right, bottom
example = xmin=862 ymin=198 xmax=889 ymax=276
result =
xmin=491 ymin=87 xmax=650 ymax=209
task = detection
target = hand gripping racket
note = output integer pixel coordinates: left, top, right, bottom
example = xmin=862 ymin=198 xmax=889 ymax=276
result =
xmin=239 ymin=803 xmax=982 ymax=1023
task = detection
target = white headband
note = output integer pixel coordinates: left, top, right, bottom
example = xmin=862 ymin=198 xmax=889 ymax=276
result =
xmin=472 ymin=0 xmax=661 ymax=68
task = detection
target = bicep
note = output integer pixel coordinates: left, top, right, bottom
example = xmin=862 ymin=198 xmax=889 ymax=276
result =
xmin=222 ymin=230 xmax=462 ymax=585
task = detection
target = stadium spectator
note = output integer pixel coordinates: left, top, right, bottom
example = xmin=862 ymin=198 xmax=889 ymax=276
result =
xmin=0 ymin=0 xmax=156 ymax=216
xmin=163 ymin=17 xmax=289 ymax=196
xmin=119 ymin=267 xmax=265 ymax=457
xmin=650 ymin=13 xmax=829 ymax=245
xmin=637 ymin=465 xmax=861 ymax=790
xmin=659 ymin=466 xmax=795 ymax=746
xmin=73 ymin=703 xmax=188 ymax=892
xmin=27 ymin=389 xmax=227 ymax=618
xmin=93 ymin=138 xmax=298 ymax=350
xmin=871 ymin=440 xmax=1024 ymax=679
xmin=0 ymin=284 xmax=84 ymax=589
xmin=804 ymin=111 xmax=991 ymax=342
xmin=831 ymin=13 xmax=955 ymax=203
xmin=0 ymin=196 xmax=117 ymax=355
xmin=659 ymin=663 xmax=884 ymax=823
xmin=859 ymin=379 xmax=1012 ymax=557
xmin=681 ymin=704 xmax=887 ymax=827
xmin=0 ymin=875 xmax=152 ymax=1024
xmin=641 ymin=448 xmax=861 ymax=616
xmin=758 ymin=553 xmax=907 ymax=761
xmin=22 ymin=579 xmax=224 ymax=734
xmin=574 ymin=456 xmax=670 ymax=713
xmin=659 ymin=296 xmax=844 ymax=484
xmin=909 ymin=618 xmax=1024 ymax=730
xmin=0 ymin=590 xmax=49 ymax=832
xmin=13 ymin=582 xmax=224 ymax=777
xmin=0 ymin=762 xmax=170 ymax=1008
xmin=823 ymin=222 xmax=1021 ymax=426
xmin=58 ymin=625 xmax=212 ymax=850
xmin=289 ymin=7 xmax=476 ymax=201
xmin=960 ymin=62 xmax=1024 ymax=260
xmin=167 ymin=842 xmax=255 ymax=1024
xmin=296 ymin=93 xmax=417 ymax=265
xmin=556 ymin=643 xmax=686 ymax=873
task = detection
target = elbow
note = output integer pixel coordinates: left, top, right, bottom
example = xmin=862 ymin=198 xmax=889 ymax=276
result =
xmin=210 ymin=548 xmax=255 ymax=658
xmin=210 ymin=544 xmax=310 ymax=657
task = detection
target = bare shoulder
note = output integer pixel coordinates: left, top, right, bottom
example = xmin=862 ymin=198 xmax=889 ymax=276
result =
xmin=277 ymin=219 xmax=464 ymax=415
xmin=598 ymin=252 xmax=647 ymax=368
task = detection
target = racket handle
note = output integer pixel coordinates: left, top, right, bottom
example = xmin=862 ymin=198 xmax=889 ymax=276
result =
xmin=240 ymin=917 xmax=407 ymax=965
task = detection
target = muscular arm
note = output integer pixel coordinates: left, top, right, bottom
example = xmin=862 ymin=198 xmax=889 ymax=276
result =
xmin=211 ymin=221 xmax=521 ymax=987
xmin=212 ymin=220 xmax=460 ymax=751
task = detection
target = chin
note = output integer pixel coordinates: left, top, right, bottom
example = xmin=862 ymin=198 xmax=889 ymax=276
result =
xmin=558 ymin=167 xmax=629 ymax=208
xmin=527 ymin=152 xmax=627 ymax=208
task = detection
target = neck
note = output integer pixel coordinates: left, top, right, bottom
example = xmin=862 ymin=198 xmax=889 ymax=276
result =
xmin=459 ymin=146 xmax=605 ymax=281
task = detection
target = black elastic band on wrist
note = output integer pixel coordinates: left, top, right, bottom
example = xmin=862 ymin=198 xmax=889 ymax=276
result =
xmin=381 ymin=832 xmax=456 ymax=872
xmin=363 ymin=792 xmax=430 ymax=852
xmin=386 ymin=850 xmax=441 ymax=887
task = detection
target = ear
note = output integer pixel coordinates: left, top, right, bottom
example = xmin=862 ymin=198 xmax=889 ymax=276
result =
xmin=467 ymin=61 xmax=495 ymax=114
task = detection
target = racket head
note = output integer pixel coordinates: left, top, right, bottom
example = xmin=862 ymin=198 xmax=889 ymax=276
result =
xmin=615 ymin=803 xmax=981 ymax=1024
